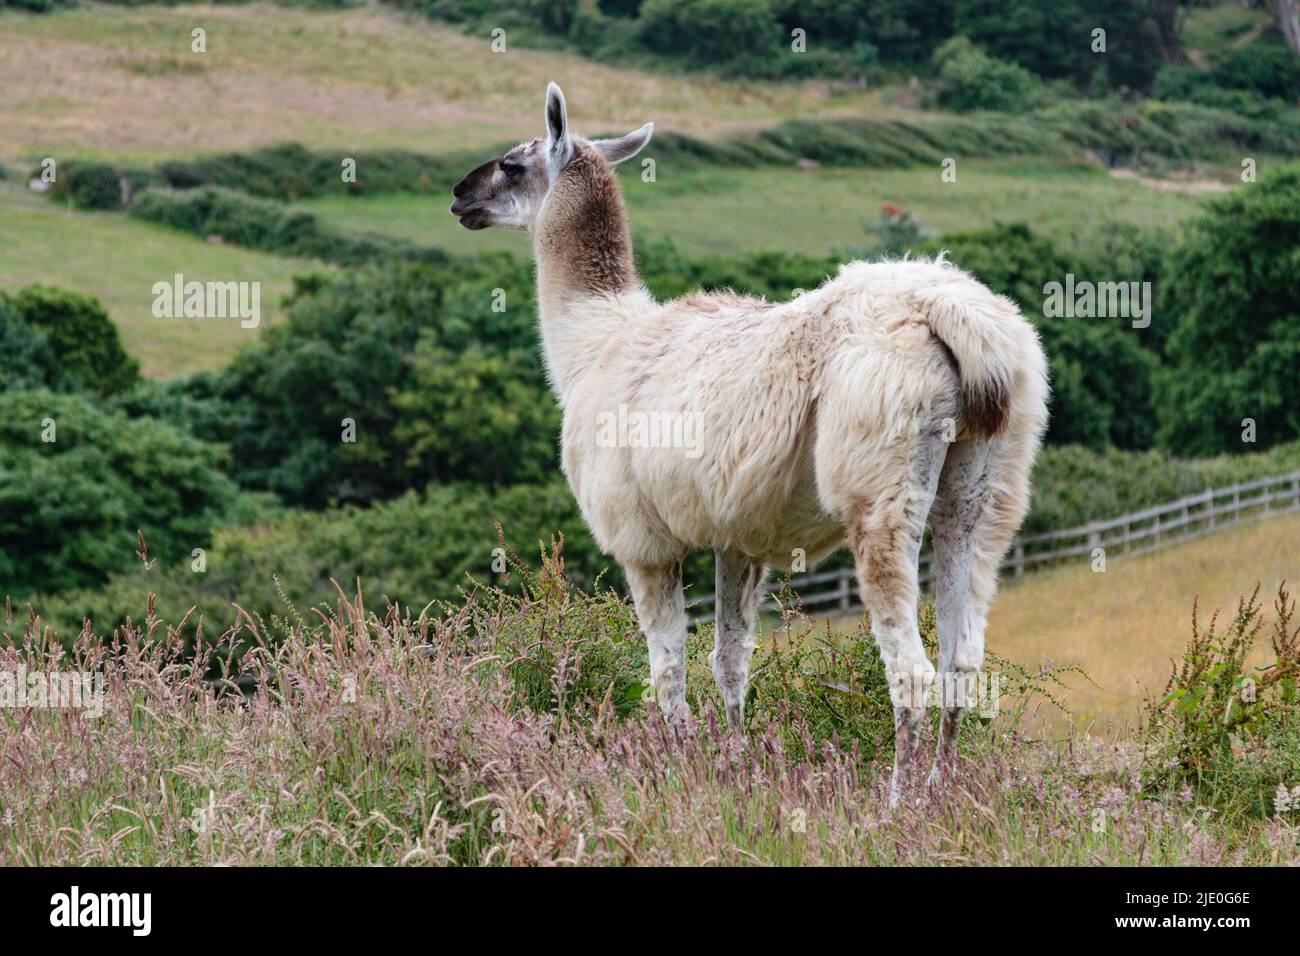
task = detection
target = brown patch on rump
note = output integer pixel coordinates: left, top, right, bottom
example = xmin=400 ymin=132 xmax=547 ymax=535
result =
xmin=962 ymin=378 xmax=1011 ymax=439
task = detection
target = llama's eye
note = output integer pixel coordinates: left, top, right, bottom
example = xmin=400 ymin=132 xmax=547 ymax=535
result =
xmin=501 ymin=162 xmax=525 ymax=181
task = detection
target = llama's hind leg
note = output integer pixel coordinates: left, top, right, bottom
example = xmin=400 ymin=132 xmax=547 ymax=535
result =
xmin=625 ymin=561 xmax=690 ymax=726
xmin=847 ymin=434 xmax=947 ymax=808
xmin=710 ymin=549 xmax=766 ymax=733
xmin=927 ymin=437 xmax=1027 ymax=788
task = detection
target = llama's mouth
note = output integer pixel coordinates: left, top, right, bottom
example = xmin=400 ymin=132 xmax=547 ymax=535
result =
xmin=449 ymin=200 xmax=490 ymax=230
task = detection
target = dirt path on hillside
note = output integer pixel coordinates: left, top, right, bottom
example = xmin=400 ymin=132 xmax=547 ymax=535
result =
xmin=1108 ymin=167 xmax=1232 ymax=195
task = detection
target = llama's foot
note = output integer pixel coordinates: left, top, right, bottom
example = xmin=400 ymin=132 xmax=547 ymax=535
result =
xmin=888 ymin=769 xmax=924 ymax=810
xmin=724 ymin=702 xmax=746 ymax=738
xmin=888 ymin=699 xmax=928 ymax=809
xmin=660 ymin=699 xmax=691 ymax=739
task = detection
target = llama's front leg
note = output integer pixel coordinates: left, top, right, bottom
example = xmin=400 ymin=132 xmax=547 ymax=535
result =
xmin=625 ymin=561 xmax=690 ymax=726
xmin=710 ymin=549 xmax=766 ymax=734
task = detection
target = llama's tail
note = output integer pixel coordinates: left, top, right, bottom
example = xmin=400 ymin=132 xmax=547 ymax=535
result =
xmin=910 ymin=269 xmax=1049 ymax=440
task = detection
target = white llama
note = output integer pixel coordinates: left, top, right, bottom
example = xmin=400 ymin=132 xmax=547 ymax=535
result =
xmin=450 ymin=83 xmax=1049 ymax=802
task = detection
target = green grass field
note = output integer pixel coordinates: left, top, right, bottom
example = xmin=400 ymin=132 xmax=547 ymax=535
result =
xmin=300 ymin=157 xmax=1207 ymax=257
xmin=0 ymin=182 xmax=311 ymax=376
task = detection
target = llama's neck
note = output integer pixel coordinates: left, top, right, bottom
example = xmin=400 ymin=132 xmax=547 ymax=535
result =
xmin=532 ymin=147 xmax=643 ymax=403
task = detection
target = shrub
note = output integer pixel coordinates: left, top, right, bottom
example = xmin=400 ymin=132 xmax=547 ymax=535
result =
xmin=951 ymin=0 xmax=1159 ymax=92
xmin=155 ymin=141 xmax=469 ymax=200
xmin=1141 ymin=585 xmax=1300 ymax=816
xmin=0 ymin=390 xmax=242 ymax=597
xmin=1024 ymin=440 xmax=1300 ymax=536
xmin=48 ymin=161 xmax=155 ymax=210
xmin=932 ymin=37 xmax=1043 ymax=112
xmin=181 ymin=258 xmax=548 ymax=505
xmin=5 ymin=286 xmax=139 ymax=397
xmin=1212 ymin=45 xmax=1300 ymax=101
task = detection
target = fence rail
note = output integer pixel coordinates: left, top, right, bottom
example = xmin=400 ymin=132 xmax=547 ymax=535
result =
xmin=688 ymin=469 xmax=1300 ymax=623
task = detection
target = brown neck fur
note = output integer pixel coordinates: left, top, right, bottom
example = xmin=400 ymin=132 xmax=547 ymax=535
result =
xmin=534 ymin=145 xmax=637 ymax=300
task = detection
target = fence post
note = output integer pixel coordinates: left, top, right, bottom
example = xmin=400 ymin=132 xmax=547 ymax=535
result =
xmin=1293 ymin=476 xmax=1300 ymax=511
xmin=1207 ymin=493 xmax=1215 ymax=530
xmin=839 ymin=569 xmax=851 ymax=612
xmin=1014 ymin=542 xmax=1025 ymax=578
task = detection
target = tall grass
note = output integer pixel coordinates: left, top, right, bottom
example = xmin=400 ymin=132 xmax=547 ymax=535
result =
xmin=2 ymin=548 xmax=1295 ymax=866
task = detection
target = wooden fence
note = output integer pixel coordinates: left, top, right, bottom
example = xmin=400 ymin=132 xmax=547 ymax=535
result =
xmin=688 ymin=470 xmax=1300 ymax=623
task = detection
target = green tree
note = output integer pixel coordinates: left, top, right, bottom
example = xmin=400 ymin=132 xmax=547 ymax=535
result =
xmin=202 ymin=256 xmax=550 ymax=506
xmin=639 ymin=0 xmax=781 ymax=70
xmin=7 ymin=286 xmax=139 ymax=397
xmin=0 ymin=296 xmax=64 ymax=392
xmin=953 ymin=0 xmax=1160 ymax=91
xmin=1157 ymin=165 xmax=1300 ymax=455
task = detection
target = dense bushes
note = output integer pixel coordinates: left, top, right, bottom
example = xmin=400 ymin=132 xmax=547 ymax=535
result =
xmin=1024 ymin=440 xmax=1300 ymax=536
xmin=146 ymin=257 xmax=553 ymax=506
xmin=950 ymin=0 xmax=1160 ymax=92
xmin=391 ymin=0 xmax=1165 ymax=88
xmin=28 ymin=478 xmax=602 ymax=639
xmin=639 ymin=0 xmax=780 ymax=72
xmin=129 ymin=187 xmax=448 ymax=264
xmin=48 ymin=162 xmax=156 ymax=211
xmin=52 ymin=144 xmax=466 ymax=210
xmin=153 ymin=141 xmax=472 ymax=200
xmin=0 ymin=390 xmax=244 ymax=597
xmin=1157 ymin=165 xmax=1300 ymax=455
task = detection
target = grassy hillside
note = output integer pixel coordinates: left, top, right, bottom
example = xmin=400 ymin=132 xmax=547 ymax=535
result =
xmin=0 ymin=182 xmax=310 ymax=375
xmin=986 ymin=511 xmax=1300 ymax=734
xmin=0 ymin=3 xmax=1268 ymax=379
xmin=813 ymin=510 xmax=1300 ymax=735
xmin=0 ymin=3 xmax=891 ymax=167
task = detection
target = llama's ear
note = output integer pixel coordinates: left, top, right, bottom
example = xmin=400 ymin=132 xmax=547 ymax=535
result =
xmin=545 ymin=82 xmax=572 ymax=170
xmin=591 ymin=123 xmax=654 ymax=166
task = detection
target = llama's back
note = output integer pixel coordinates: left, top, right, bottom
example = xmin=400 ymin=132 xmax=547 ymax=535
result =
xmin=561 ymin=258 xmax=1047 ymax=567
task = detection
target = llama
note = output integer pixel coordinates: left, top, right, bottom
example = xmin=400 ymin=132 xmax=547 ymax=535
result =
xmin=449 ymin=83 xmax=1049 ymax=802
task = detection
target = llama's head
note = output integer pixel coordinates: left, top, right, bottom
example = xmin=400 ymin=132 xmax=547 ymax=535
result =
xmin=449 ymin=82 xmax=653 ymax=231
